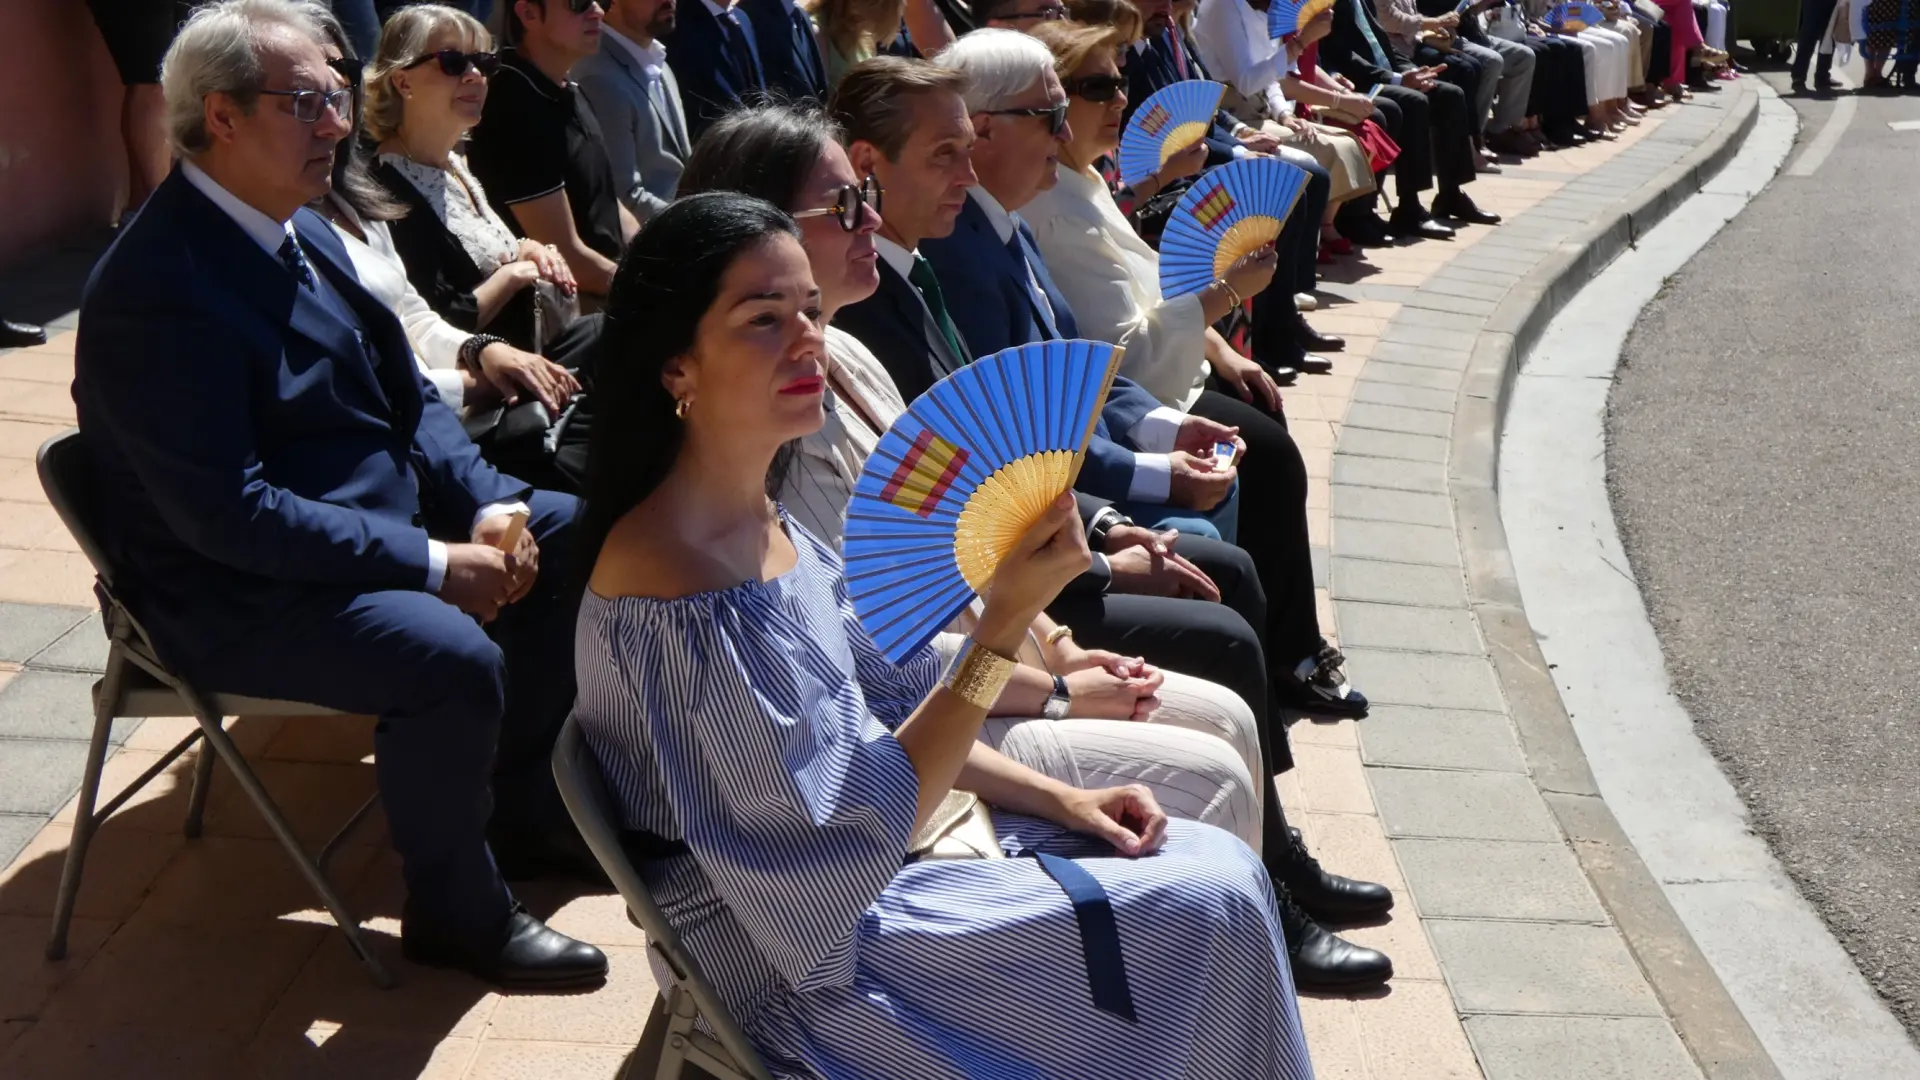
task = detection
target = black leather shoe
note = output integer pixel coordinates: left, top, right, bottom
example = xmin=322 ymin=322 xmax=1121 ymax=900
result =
xmin=1391 ymin=214 xmax=1455 ymax=241
xmin=1276 ymin=886 xmax=1393 ymax=991
xmin=404 ymin=905 xmax=610 ymax=990
xmin=1294 ymin=354 xmax=1334 ymax=376
xmin=1432 ymin=192 xmax=1502 ymax=226
xmin=0 ymin=320 xmax=47 ymax=348
xmin=1267 ymin=363 xmax=1299 ymax=385
xmin=1338 ymin=212 xmax=1397 ymax=247
xmin=1293 ymin=317 xmax=1346 ymax=353
xmin=1281 ymin=833 xmax=1395 ymax=923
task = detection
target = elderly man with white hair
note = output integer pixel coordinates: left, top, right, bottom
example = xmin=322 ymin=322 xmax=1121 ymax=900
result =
xmin=71 ymin=0 xmax=608 ymax=989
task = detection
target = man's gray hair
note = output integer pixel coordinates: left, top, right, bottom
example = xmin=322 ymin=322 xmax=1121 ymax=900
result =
xmin=932 ymin=28 xmax=1056 ymax=114
xmin=160 ymin=0 xmax=331 ymax=157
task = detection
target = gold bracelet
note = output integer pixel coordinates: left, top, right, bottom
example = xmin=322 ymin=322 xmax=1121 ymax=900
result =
xmin=1215 ymin=278 xmax=1243 ymax=308
xmin=1044 ymin=625 xmax=1074 ymax=647
xmin=940 ymin=638 xmax=1018 ymax=710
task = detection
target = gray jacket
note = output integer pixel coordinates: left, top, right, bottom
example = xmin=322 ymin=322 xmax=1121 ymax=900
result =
xmin=574 ymin=34 xmax=691 ymax=224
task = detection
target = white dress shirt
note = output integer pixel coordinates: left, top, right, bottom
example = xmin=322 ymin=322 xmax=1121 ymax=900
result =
xmin=180 ymin=162 xmax=524 ymax=593
xmin=1190 ymin=0 xmax=1298 ymax=118
xmin=1024 ymin=163 xmax=1210 ymax=412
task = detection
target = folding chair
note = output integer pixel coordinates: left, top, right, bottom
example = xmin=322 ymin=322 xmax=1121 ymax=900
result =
xmin=551 ymin=715 xmax=775 ymax=1080
xmin=35 ymin=429 xmax=393 ymax=988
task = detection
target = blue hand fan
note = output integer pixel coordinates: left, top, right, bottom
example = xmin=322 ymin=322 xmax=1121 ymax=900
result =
xmin=1116 ymin=81 xmax=1226 ymax=188
xmin=1157 ymin=157 xmax=1311 ymax=300
xmin=843 ymin=340 xmax=1126 ymax=662
xmin=1267 ymin=0 xmax=1334 ymax=37
xmin=1547 ymin=1 xmax=1606 ymax=28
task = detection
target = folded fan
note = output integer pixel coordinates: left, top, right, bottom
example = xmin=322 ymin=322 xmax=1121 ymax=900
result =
xmin=1547 ymin=1 xmax=1607 ymax=28
xmin=1267 ymin=0 xmax=1335 ymax=37
xmin=1116 ymin=81 xmax=1226 ymax=188
xmin=1157 ymin=156 xmax=1311 ymax=299
xmin=843 ymin=340 xmax=1126 ymax=662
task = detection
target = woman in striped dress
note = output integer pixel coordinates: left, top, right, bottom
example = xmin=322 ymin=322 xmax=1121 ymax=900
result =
xmin=573 ymin=192 xmax=1315 ymax=1079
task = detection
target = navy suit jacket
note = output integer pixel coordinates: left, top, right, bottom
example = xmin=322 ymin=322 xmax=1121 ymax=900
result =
xmin=739 ymin=0 xmax=828 ymax=106
xmin=918 ymin=196 xmax=1164 ymax=503
xmin=72 ymin=170 xmax=528 ymax=668
xmin=663 ymin=0 xmax=763 ymax=143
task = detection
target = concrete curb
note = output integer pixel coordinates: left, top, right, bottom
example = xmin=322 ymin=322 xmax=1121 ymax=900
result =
xmin=1446 ymin=86 xmax=1783 ymax=1080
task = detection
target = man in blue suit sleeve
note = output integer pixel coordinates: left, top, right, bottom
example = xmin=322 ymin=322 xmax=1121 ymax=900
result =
xmin=71 ymin=0 xmax=606 ymax=989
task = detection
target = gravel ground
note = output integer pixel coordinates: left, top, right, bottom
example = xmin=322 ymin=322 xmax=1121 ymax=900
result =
xmin=1608 ymin=79 xmax=1920 ymax=1038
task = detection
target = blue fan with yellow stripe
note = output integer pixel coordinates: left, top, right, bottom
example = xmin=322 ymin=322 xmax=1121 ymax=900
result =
xmin=1116 ymin=81 xmax=1226 ymax=188
xmin=1158 ymin=156 xmax=1311 ymax=299
xmin=1267 ymin=0 xmax=1335 ymax=37
xmin=843 ymin=340 xmax=1125 ymax=662
xmin=1546 ymin=1 xmax=1606 ymax=29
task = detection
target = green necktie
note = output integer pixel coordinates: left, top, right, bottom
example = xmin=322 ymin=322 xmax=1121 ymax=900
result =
xmin=907 ymin=253 xmax=968 ymax=364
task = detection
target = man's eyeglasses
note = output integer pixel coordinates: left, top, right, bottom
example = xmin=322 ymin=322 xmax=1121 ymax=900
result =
xmin=561 ymin=0 xmax=604 ymax=12
xmin=1001 ymin=3 xmax=1068 ymax=20
xmin=258 ymin=87 xmax=355 ymax=123
xmin=1064 ymin=74 xmax=1125 ymax=103
xmin=986 ymin=101 xmax=1069 ymax=137
xmin=405 ymin=49 xmax=502 ymax=77
xmin=792 ymin=175 xmax=883 ymax=232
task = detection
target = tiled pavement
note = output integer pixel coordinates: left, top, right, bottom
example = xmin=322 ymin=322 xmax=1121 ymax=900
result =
xmin=0 ymin=89 xmax=1750 ymax=1078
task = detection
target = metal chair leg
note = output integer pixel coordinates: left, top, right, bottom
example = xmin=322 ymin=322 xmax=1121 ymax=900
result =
xmin=182 ymin=690 xmax=396 ymax=989
xmin=183 ymin=733 xmax=216 ymax=839
xmin=317 ymin=793 xmax=381 ymax=875
xmin=46 ymin=648 xmax=129 ymax=961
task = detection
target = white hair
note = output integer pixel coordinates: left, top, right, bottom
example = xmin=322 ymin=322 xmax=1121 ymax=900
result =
xmin=160 ymin=0 xmax=332 ymax=157
xmin=933 ymin=28 xmax=1056 ymax=113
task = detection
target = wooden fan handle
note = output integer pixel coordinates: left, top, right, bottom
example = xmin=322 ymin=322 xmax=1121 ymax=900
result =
xmin=495 ymin=509 xmax=530 ymax=553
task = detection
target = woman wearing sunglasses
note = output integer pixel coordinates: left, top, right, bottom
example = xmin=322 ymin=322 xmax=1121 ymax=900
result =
xmin=364 ymin=6 xmax=600 ymax=378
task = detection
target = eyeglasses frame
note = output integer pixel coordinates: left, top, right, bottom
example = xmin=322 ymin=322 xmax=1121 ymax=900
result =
xmin=257 ymin=87 xmax=356 ymax=124
xmin=791 ymin=176 xmax=885 ymax=232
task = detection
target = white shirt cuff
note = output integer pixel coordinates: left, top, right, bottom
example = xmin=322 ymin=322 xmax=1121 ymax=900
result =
xmin=1230 ymin=144 xmax=1253 ymax=159
xmin=1129 ymin=407 xmax=1186 ymax=453
xmin=1127 ymin=453 xmax=1172 ymax=502
xmin=427 ymin=539 xmax=448 ymax=593
xmin=474 ymin=501 xmax=531 ymax=533
xmin=1089 ymin=551 xmax=1111 ymax=592
xmin=426 ymin=368 xmax=467 ymax=410
xmin=1390 ymin=71 xmax=1405 ymax=85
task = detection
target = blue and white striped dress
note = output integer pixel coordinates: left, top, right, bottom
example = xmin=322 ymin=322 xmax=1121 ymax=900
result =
xmin=575 ymin=515 xmax=1315 ymax=1080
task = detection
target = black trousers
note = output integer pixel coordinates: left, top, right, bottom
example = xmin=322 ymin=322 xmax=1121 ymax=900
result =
xmin=1372 ymin=81 xmax=1478 ymax=204
xmin=1416 ymin=43 xmax=1487 ymax=136
xmin=1248 ymin=156 xmax=1332 ymax=369
xmin=1792 ymin=0 xmax=1840 ymax=81
xmin=1523 ymin=35 xmax=1589 ymax=124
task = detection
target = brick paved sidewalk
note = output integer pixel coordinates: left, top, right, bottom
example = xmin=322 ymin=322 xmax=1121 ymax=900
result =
xmin=0 ymin=89 xmax=1751 ymax=1078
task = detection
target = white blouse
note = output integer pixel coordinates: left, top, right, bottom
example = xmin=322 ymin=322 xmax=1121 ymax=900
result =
xmin=321 ymin=196 xmax=470 ymax=408
xmin=1024 ymin=164 xmax=1210 ymax=412
xmin=781 ymin=325 xmax=908 ymax=548
xmin=378 ymin=150 xmax=520 ymax=275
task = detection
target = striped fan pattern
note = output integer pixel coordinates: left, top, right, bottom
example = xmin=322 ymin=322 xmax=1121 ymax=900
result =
xmin=1547 ymin=1 xmax=1607 ymax=29
xmin=1116 ymin=81 xmax=1226 ymax=188
xmin=843 ymin=340 xmax=1126 ymax=662
xmin=1157 ymin=157 xmax=1312 ymax=299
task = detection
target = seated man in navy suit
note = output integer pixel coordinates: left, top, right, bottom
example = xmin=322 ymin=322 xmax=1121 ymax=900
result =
xmin=72 ymin=0 xmax=606 ymax=989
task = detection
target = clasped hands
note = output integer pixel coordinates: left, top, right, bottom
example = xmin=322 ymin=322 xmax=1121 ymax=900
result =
xmin=439 ymin=512 xmax=541 ymax=623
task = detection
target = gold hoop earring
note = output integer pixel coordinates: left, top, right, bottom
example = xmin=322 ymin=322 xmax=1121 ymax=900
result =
xmin=674 ymin=397 xmax=692 ymax=420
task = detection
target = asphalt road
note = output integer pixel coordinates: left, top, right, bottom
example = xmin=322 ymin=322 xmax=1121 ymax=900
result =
xmin=1609 ymin=70 xmax=1920 ymax=1036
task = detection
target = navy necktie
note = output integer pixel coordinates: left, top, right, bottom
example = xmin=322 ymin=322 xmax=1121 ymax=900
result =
xmin=278 ymin=234 xmax=315 ymax=291
xmin=789 ymin=6 xmax=827 ymax=95
xmin=721 ymin=10 xmax=765 ymax=89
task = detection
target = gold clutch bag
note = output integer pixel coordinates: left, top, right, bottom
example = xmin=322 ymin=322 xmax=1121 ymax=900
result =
xmin=908 ymin=790 xmax=1003 ymax=861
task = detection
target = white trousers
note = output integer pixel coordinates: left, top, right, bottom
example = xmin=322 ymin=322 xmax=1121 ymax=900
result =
xmin=1705 ymin=1 xmax=1728 ymax=51
xmin=1571 ymin=25 xmax=1632 ymax=102
xmin=980 ymin=669 xmax=1264 ymax=850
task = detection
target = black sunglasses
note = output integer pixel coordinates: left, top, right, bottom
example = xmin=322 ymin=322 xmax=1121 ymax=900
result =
xmin=986 ymin=101 xmax=1069 ymax=136
xmin=1064 ymin=74 xmax=1125 ymax=103
xmin=406 ymin=48 xmax=502 ymax=77
xmin=560 ymin=0 xmax=604 ymax=12
xmin=793 ymin=175 xmax=883 ymax=232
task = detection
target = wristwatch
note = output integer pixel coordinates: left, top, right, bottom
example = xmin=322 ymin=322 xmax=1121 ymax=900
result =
xmin=1042 ymin=673 xmax=1072 ymax=721
xmin=1087 ymin=507 xmax=1133 ymax=552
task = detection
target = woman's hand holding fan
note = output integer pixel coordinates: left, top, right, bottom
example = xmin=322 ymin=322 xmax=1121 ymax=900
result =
xmin=1154 ymin=139 xmax=1209 ymax=190
xmin=973 ymin=493 xmax=1092 ymax=652
xmin=1224 ymin=244 xmax=1280 ymax=302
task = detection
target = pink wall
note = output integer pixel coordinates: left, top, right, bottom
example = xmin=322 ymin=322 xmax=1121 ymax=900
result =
xmin=0 ymin=0 xmax=129 ymax=274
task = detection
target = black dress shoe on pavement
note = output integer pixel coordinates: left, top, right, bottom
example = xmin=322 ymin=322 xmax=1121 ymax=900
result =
xmin=1294 ymin=354 xmax=1334 ymax=376
xmin=1340 ymin=214 xmax=1398 ymax=246
xmin=1391 ymin=213 xmax=1455 ymax=241
xmin=1293 ymin=316 xmax=1346 ymax=353
xmin=1432 ymin=192 xmax=1502 ymax=226
xmin=1277 ymin=888 xmax=1394 ymax=991
xmin=1282 ymin=834 xmax=1395 ymax=924
xmin=404 ymin=904 xmax=610 ymax=990
xmin=1277 ymin=643 xmax=1370 ymax=718
xmin=0 ymin=320 xmax=47 ymax=348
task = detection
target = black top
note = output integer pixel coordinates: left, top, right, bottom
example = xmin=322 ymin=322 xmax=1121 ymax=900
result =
xmin=466 ymin=49 xmax=626 ymax=262
xmin=368 ymin=158 xmax=541 ymax=353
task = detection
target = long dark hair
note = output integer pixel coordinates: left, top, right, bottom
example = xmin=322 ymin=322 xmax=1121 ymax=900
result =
xmin=676 ymin=105 xmax=844 ymax=209
xmin=312 ymin=6 xmax=407 ymax=222
xmin=576 ymin=193 xmax=803 ymax=581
